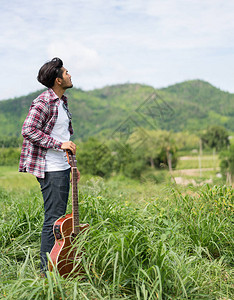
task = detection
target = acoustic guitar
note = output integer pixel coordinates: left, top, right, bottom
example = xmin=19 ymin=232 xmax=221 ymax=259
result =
xmin=48 ymin=150 xmax=89 ymax=278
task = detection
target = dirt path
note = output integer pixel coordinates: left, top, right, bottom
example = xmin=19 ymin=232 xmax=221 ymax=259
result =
xmin=172 ymin=167 xmax=221 ymax=186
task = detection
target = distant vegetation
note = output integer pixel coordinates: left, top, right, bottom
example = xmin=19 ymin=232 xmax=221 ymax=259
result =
xmin=0 ymin=80 xmax=234 ymax=140
xmin=1 ymin=80 xmax=233 ymax=182
xmin=1 ymin=126 xmax=233 ymax=184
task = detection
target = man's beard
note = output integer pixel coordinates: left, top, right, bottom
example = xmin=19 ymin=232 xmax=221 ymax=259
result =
xmin=63 ymin=82 xmax=73 ymax=90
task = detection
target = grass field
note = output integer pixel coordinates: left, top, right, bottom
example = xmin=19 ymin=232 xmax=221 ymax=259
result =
xmin=176 ymin=155 xmax=220 ymax=170
xmin=0 ymin=165 xmax=233 ymax=299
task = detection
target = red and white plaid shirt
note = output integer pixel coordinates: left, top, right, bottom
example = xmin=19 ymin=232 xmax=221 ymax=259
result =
xmin=19 ymin=88 xmax=73 ymax=178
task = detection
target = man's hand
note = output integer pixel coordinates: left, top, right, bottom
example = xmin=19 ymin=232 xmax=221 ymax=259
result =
xmin=61 ymin=141 xmax=76 ymax=154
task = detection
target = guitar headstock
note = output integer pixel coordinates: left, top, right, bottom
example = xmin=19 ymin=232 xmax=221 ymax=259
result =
xmin=66 ymin=150 xmax=77 ymax=168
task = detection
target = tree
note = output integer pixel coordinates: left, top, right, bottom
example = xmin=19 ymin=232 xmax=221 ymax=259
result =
xmin=78 ymin=137 xmax=113 ymax=177
xmin=201 ymin=126 xmax=230 ymax=151
xmin=174 ymin=131 xmax=199 ymax=151
xmin=155 ymin=132 xmax=177 ymax=172
xmin=129 ymin=129 xmax=178 ymax=171
xmin=109 ymin=140 xmax=147 ymax=179
xmin=0 ymin=136 xmax=23 ymax=148
xmin=220 ymin=144 xmax=234 ymax=184
xmin=128 ymin=128 xmax=161 ymax=168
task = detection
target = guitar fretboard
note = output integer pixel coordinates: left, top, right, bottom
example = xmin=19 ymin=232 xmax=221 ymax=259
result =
xmin=72 ymin=167 xmax=80 ymax=235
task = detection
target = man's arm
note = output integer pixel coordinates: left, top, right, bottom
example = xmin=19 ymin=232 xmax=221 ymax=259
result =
xmin=22 ymin=100 xmax=76 ymax=153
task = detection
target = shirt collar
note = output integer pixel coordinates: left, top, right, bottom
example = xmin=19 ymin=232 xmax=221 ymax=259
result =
xmin=48 ymin=88 xmax=68 ymax=104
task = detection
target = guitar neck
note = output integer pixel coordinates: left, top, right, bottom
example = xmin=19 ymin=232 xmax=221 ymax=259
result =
xmin=71 ymin=167 xmax=80 ymax=235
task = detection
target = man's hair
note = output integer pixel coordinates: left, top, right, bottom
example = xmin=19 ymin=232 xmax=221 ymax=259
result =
xmin=37 ymin=57 xmax=64 ymax=88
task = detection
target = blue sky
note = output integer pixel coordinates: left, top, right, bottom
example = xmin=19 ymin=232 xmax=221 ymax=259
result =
xmin=1 ymin=0 xmax=234 ymax=100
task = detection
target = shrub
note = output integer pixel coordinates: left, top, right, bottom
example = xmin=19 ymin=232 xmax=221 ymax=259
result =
xmin=0 ymin=147 xmax=21 ymax=166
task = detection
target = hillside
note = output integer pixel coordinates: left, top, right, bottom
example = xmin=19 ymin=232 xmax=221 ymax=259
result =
xmin=162 ymin=80 xmax=234 ymax=132
xmin=0 ymin=80 xmax=233 ymax=140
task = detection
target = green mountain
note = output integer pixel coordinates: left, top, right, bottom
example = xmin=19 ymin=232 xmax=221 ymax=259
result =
xmin=162 ymin=80 xmax=233 ymax=132
xmin=0 ymin=80 xmax=233 ymax=140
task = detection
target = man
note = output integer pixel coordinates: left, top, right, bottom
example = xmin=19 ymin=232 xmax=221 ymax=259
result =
xmin=19 ymin=57 xmax=79 ymax=274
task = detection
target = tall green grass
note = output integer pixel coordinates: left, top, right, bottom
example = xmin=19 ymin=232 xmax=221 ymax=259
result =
xmin=0 ymin=176 xmax=233 ymax=299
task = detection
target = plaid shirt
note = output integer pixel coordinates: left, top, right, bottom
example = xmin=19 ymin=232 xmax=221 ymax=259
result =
xmin=19 ymin=88 xmax=73 ymax=178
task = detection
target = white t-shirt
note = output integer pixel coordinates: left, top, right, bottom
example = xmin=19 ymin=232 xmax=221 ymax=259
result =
xmin=45 ymin=100 xmax=71 ymax=172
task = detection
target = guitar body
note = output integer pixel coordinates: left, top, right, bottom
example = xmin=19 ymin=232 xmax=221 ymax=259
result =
xmin=49 ymin=213 xmax=89 ymax=278
xmin=49 ymin=150 xmax=89 ymax=278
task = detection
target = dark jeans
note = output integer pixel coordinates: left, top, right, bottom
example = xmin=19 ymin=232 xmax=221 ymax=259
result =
xmin=37 ymin=168 xmax=71 ymax=273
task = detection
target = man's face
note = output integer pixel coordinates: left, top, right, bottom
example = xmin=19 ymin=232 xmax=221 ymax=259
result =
xmin=60 ymin=67 xmax=73 ymax=89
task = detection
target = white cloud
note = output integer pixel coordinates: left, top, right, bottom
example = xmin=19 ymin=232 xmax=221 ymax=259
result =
xmin=144 ymin=0 xmax=234 ymax=48
xmin=47 ymin=40 xmax=101 ymax=72
xmin=46 ymin=40 xmax=103 ymax=89
xmin=0 ymin=0 xmax=234 ymax=100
